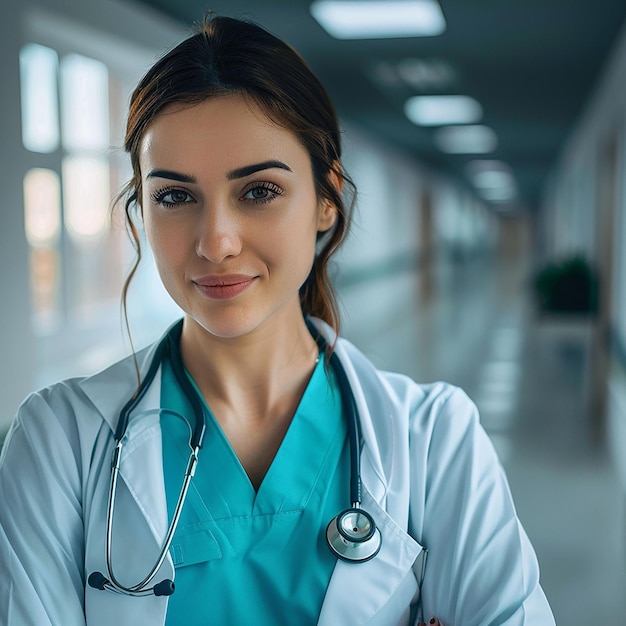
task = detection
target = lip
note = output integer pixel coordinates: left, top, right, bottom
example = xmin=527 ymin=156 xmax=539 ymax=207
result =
xmin=193 ymin=274 xmax=257 ymax=300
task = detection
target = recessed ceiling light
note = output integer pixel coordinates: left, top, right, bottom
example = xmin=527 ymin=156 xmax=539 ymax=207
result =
xmin=434 ymin=125 xmax=497 ymax=154
xmin=478 ymin=186 xmax=517 ymax=202
xmin=370 ymin=59 xmax=454 ymax=92
xmin=465 ymin=161 xmax=517 ymax=202
xmin=371 ymin=61 xmax=405 ymax=88
xmin=404 ymin=95 xmax=482 ymax=126
xmin=472 ymin=170 xmax=515 ymax=189
xmin=397 ymin=58 xmax=455 ymax=90
xmin=466 ymin=159 xmax=509 ymax=176
xmin=310 ymin=0 xmax=446 ymax=39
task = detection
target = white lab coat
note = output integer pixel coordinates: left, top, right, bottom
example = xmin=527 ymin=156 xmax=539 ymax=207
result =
xmin=0 ymin=319 xmax=555 ymax=626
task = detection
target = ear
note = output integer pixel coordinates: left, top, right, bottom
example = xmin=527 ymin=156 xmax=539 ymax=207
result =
xmin=317 ymin=198 xmax=338 ymax=233
xmin=317 ymin=164 xmax=343 ymax=233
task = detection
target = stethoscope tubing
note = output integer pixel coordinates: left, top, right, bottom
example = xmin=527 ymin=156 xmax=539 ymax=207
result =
xmin=103 ymin=433 xmax=200 ymax=595
xmin=116 ymin=322 xmax=206 ymax=450
xmin=103 ymin=321 xmax=207 ymax=596
xmin=93 ymin=318 xmax=381 ymax=596
xmin=328 ymin=350 xmax=362 ymax=507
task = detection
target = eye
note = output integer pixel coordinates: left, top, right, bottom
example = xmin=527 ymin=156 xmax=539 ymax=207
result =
xmin=240 ymin=182 xmax=283 ymax=204
xmin=150 ymin=187 xmax=194 ymax=208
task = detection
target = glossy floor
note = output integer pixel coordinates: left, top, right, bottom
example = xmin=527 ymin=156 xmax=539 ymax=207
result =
xmin=338 ymin=252 xmax=626 ymax=625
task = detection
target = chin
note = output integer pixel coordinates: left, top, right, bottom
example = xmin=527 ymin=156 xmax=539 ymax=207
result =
xmin=188 ymin=310 xmax=266 ymax=341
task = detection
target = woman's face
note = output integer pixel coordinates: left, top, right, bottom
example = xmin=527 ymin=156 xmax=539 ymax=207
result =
xmin=139 ymin=94 xmax=337 ymax=340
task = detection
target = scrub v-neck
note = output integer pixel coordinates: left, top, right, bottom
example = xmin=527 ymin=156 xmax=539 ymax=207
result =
xmin=160 ymin=351 xmax=348 ymax=625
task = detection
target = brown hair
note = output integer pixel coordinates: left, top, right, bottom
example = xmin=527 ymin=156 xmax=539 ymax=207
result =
xmin=119 ymin=14 xmax=355 ymax=336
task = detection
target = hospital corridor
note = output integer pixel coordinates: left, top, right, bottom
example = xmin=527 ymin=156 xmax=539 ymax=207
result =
xmin=339 ymin=248 xmax=626 ymax=625
xmin=2 ymin=1 xmax=626 ymax=625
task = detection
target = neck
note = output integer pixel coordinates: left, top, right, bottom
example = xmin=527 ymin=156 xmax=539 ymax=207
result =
xmin=176 ymin=308 xmax=324 ymax=490
xmin=179 ymin=311 xmax=319 ymax=424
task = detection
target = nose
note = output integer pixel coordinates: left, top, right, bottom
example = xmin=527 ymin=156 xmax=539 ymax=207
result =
xmin=195 ymin=202 xmax=242 ymax=263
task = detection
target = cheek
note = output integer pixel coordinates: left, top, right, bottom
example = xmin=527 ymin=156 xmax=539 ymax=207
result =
xmin=142 ymin=215 xmax=156 ymax=251
xmin=141 ymin=197 xmax=173 ymax=255
xmin=140 ymin=198 xmax=156 ymax=246
xmin=143 ymin=219 xmax=165 ymax=265
xmin=143 ymin=214 xmax=184 ymax=271
xmin=284 ymin=216 xmax=319 ymax=272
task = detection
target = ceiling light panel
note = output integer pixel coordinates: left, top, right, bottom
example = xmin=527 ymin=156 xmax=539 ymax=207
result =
xmin=472 ymin=170 xmax=515 ymax=189
xmin=466 ymin=160 xmax=510 ymax=176
xmin=310 ymin=0 xmax=446 ymax=39
xmin=404 ymin=95 xmax=482 ymax=126
xmin=477 ymin=186 xmax=516 ymax=202
xmin=434 ymin=125 xmax=498 ymax=154
xmin=396 ymin=58 xmax=455 ymax=90
xmin=465 ymin=160 xmax=518 ymax=203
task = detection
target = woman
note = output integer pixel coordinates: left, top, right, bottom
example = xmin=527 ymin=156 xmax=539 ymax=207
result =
xmin=0 ymin=15 xmax=554 ymax=626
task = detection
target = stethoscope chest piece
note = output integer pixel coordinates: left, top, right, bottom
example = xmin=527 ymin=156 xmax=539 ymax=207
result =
xmin=326 ymin=507 xmax=382 ymax=563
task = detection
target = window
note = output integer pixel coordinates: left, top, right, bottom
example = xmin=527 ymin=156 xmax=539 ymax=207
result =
xmin=19 ymin=44 xmax=60 ymax=154
xmin=23 ymin=168 xmax=62 ymax=327
xmin=20 ymin=31 xmax=181 ymax=386
xmin=20 ymin=43 xmax=128 ymax=332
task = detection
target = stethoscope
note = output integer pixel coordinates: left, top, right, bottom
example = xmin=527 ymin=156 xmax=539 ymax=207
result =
xmin=88 ymin=319 xmax=382 ymax=598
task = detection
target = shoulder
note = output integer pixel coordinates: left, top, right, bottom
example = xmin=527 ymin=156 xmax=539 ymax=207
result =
xmin=333 ymin=332 xmax=485 ymax=473
xmin=19 ymin=347 xmax=145 ymax=418
xmin=2 ymin=345 xmax=152 ymax=460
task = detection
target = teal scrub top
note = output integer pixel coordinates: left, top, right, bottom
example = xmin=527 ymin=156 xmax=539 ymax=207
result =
xmin=160 ymin=352 xmax=348 ymax=625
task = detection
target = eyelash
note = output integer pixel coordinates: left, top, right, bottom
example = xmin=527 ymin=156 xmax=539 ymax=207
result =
xmin=150 ymin=186 xmax=193 ymax=208
xmin=149 ymin=181 xmax=284 ymax=209
xmin=240 ymin=181 xmax=283 ymax=204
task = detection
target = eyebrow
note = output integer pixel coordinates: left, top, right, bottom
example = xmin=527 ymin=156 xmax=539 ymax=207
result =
xmin=146 ymin=170 xmax=196 ymax=183
xmin=226 ymin=160 xmax=292 ymax=180
xmin=146 ymin=160 xmax=292 ymax=184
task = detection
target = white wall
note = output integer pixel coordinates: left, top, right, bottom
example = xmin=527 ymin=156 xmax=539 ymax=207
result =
xmin=0 ymin=0 xmax=495 ymax=433
xmin=0 ymin=1 xmax=35 ymax=431
xmin=541 ymin=18 xmax=626 ymax=490
xmin=338 ymin=122 xmax=494 ymax=279
xmin=338 ymin=123 xmax=423 ymax=272
xmin=0 ymin=0 xmax=183 ymax=428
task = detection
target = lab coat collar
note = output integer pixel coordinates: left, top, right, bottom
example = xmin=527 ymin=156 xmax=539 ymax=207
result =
xmin=309 ymin=318 xmax=388 ymax=492
xmin=311 ymin=319 xmax=424 ymax=624
xmin=80 ymin=319 xmax=422 ymax=623
xmin=79 ymin=323 xmax=177 ymax=567
xmin=78 ymin=322 xmax=176 ymax=433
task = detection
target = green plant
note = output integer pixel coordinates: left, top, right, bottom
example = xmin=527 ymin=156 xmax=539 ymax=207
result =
xmin=533 ymin=255 xmax=598 ymax=314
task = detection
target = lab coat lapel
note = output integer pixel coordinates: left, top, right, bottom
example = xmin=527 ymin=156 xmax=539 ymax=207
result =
xmin=116 ymin=377 xmax=170 ymax=545
xmin=81 ymin=334 xmax=174 ymax=560
xmin=79 ymin=336 xmax=163 ymax=433
xmin=314 ymin=319 xmax=423 ymax=624
xmin=81 ymin=337 xmax=174 ymax=625
xmin=79 ymin=335 xmax=170 ymax=546
xmin=318 ymin=488 xmax=423 ymax=625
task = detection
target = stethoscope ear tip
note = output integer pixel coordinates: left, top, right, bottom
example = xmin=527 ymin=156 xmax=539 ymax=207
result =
xmin=154 ymin=579 xmax=176 ymax=596
xmin=88 ymin=571 xmax=109 ymax=590
xmin=88 ymin=571 xmax=175 ymax=596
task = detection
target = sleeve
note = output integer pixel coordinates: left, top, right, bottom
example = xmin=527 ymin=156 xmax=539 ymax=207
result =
xmin=0 ymin=391 xmax=87 ymax=626
xmin=411 ymin=387 xmax=555 ymax=626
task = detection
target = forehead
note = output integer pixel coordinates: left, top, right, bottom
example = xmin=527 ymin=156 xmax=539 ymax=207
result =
xmin=139 ymin=94 xmax=310 ymax=176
